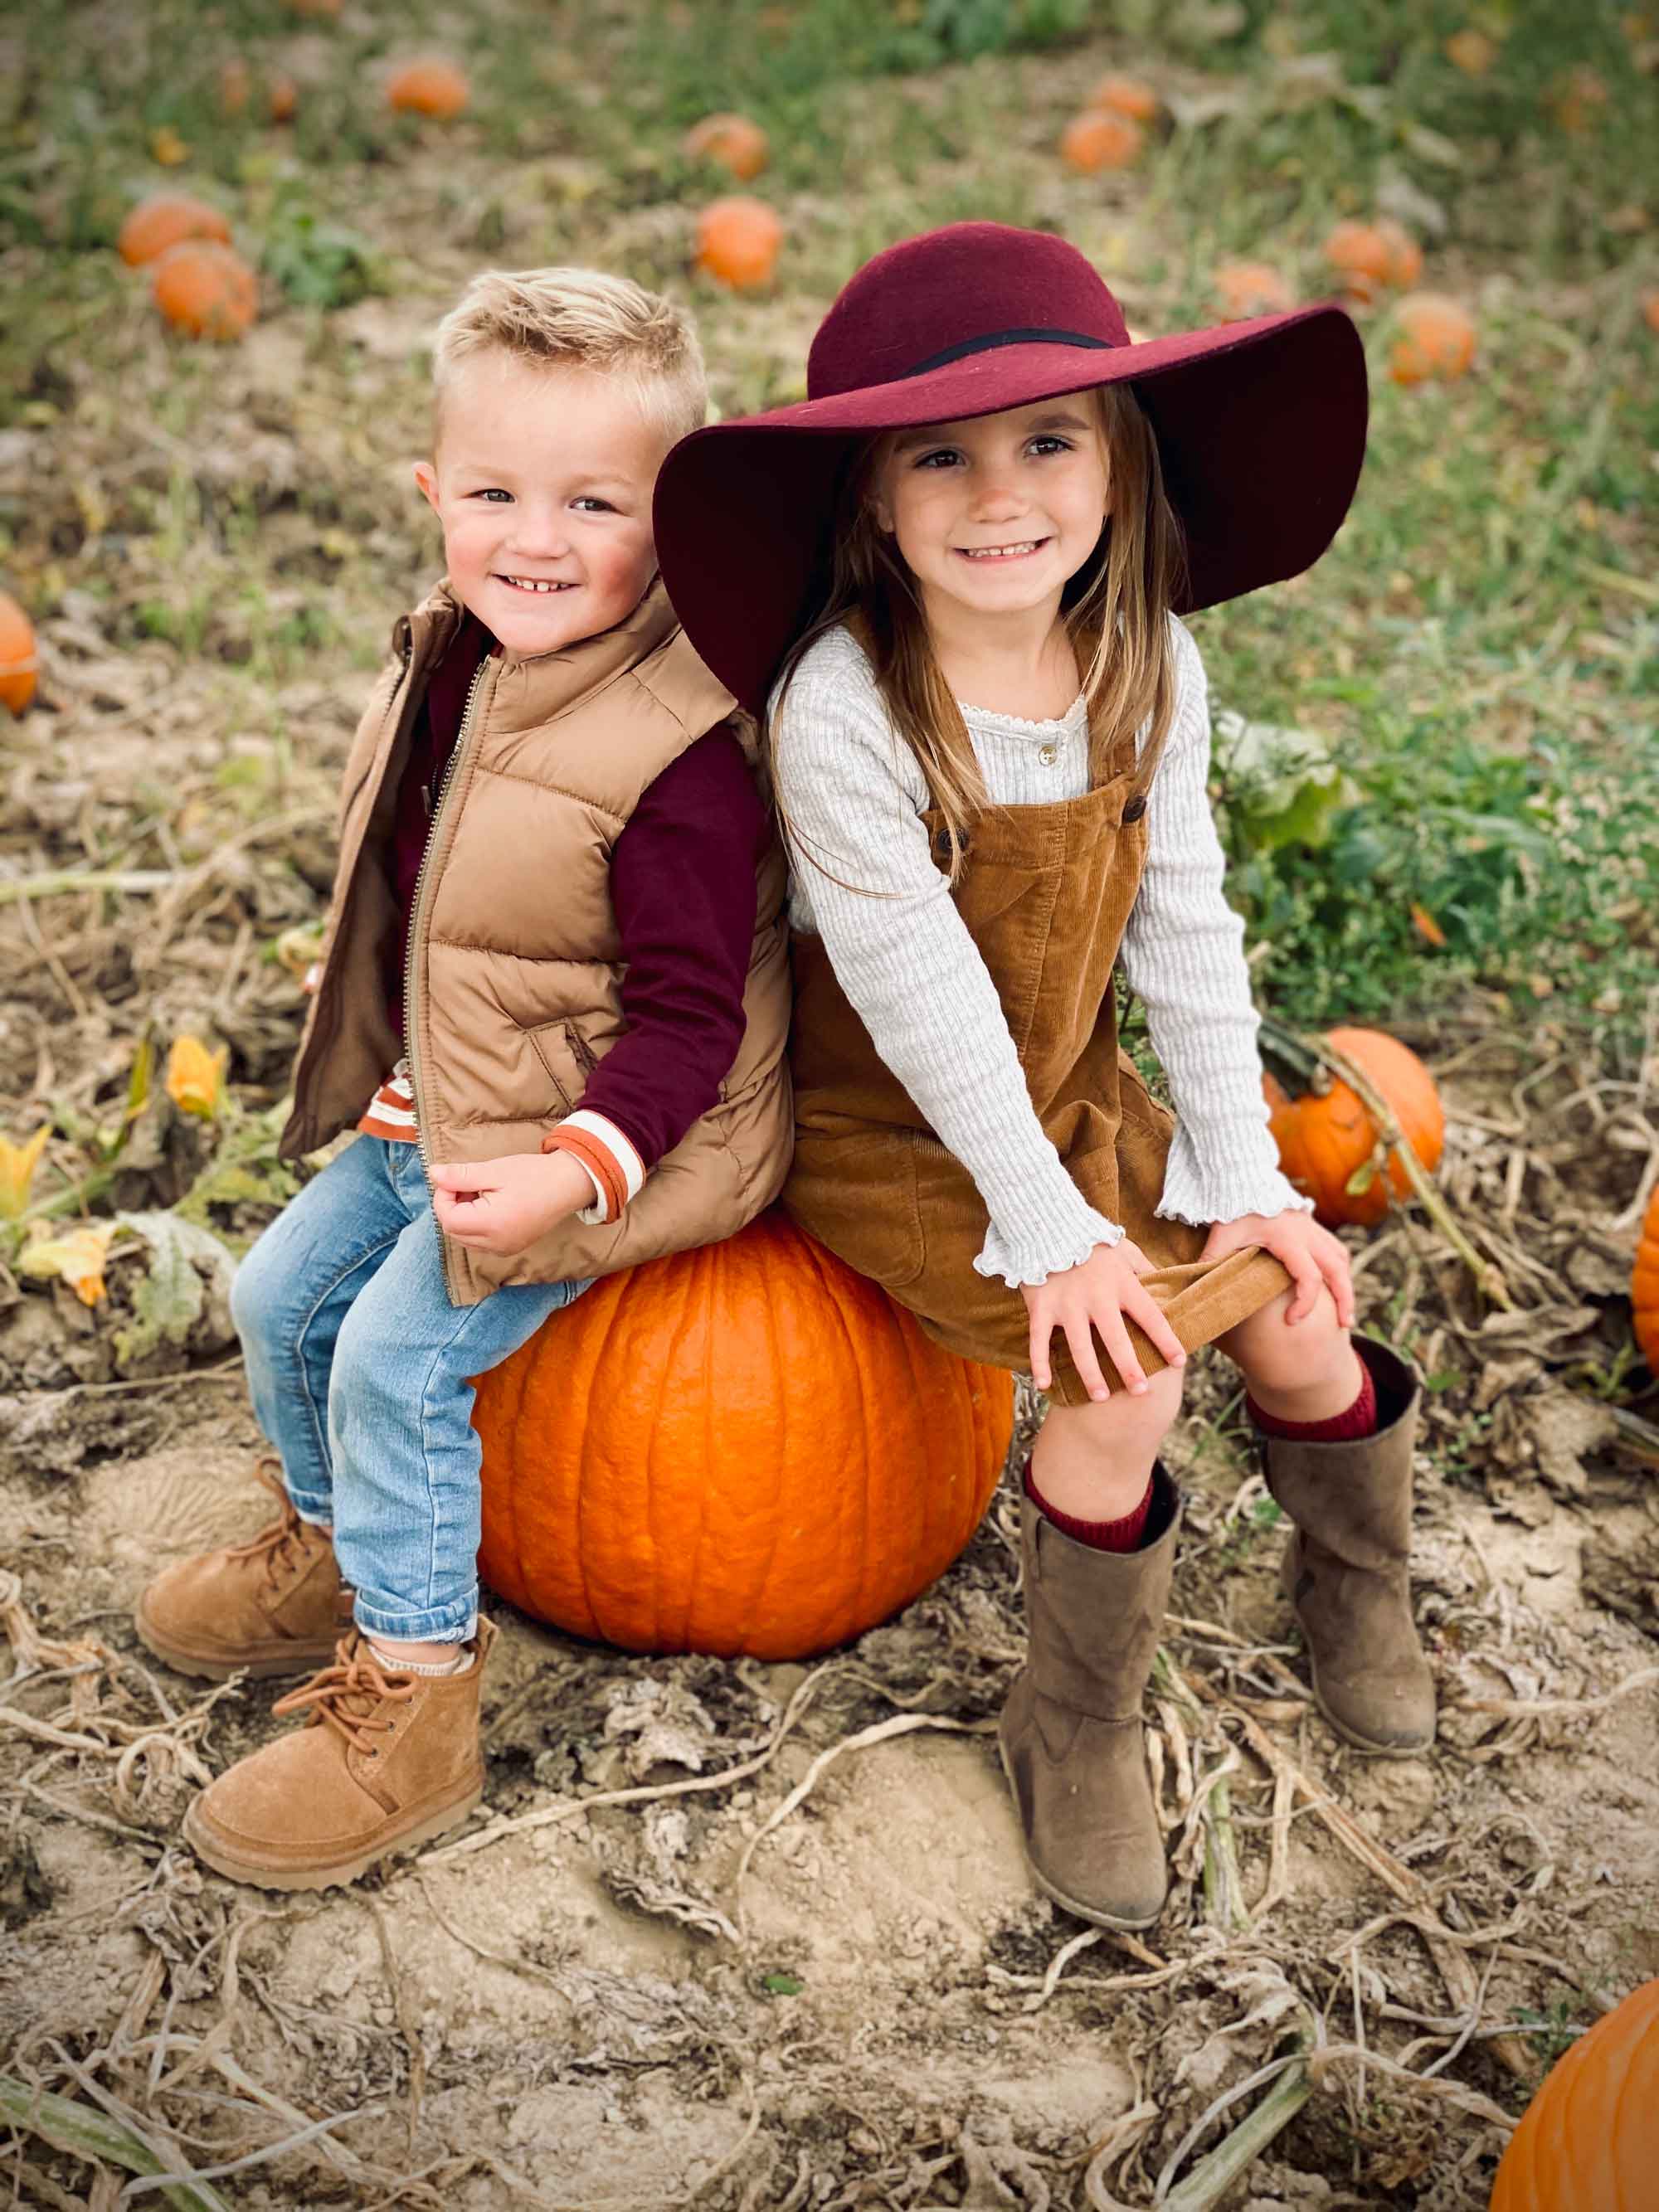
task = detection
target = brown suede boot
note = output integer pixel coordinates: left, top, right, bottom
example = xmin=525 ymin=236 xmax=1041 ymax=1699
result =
xmin=135 ymin=1457 xmax=353 ymax=1680
xmin=996 ymin=1466 xmax=1179 ymax=1931
xmin=181 ymin=1618 xmax=496 ymax=1890
xmin=1259 ymin=1337 xmax=1436 ymax=1755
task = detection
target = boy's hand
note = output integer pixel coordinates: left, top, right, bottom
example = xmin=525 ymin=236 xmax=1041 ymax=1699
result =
xmin=1198 ymin=1211 xmax=1354 ymax=1328
xmin=1019 ymin=1237 xmax=1188 ymax=1403
xmin=428 ymin=1150 xmax=598 ymax=1256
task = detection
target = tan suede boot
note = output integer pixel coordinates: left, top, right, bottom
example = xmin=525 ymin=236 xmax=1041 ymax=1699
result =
xmin=996 ymin=1466 xmax=1179 ymax=1931
xmin=181 ymin=1618 xmax=496 ymax=1890
xmin=135 ymin=1457 xmax=353 ymax=1680
xmin=1259 ymin=1337 xmax=1436 ymax=1755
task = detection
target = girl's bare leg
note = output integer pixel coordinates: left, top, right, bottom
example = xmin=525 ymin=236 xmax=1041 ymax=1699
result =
xmin=1029 ymin=1362 xmax=1185 ymax=1519
xmin=1213 ymin=1280 xmax=1362 ymax=1417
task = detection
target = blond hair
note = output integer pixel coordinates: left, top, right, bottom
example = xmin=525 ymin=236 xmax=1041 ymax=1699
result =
xmin=431 ymin=266 xmax=707 ymax=447
xmin=772 ymin=383 xmax=1186 ymax=886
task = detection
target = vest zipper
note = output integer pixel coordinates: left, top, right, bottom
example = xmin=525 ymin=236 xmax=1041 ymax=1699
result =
xmin=405 ymin=654 xmax=489 ymax=1297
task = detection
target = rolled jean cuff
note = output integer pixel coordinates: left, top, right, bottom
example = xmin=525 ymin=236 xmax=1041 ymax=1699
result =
xmin=351 ymin=1589 xmax=479 ymax=1644
xmin=288 ymin=1495 xmax=334 ymax=1529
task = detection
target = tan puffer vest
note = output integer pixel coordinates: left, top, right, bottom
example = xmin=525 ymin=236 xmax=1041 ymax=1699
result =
xmin=279 ymin=576 xmax=793 ymax=1302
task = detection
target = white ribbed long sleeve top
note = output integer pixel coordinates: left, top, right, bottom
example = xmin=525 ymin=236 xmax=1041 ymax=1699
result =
xmin=769 ymin=615 xmax=1313 ymax=1288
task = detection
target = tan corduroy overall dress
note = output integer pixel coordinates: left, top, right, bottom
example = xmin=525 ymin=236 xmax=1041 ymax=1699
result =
xmin=785 ymin=717 xmax=1294 ymax=1406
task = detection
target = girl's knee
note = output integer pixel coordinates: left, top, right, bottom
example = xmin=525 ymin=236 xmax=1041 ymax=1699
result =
xmin=1055 ymin=1358 xmax=1185 ymax=1449
xmin=1219 ymin=1280 xmax=1345 ymax=1390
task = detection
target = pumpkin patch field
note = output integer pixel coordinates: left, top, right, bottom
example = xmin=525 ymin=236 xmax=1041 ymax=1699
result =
xmin=2 ymin=2 xmax=1658 ymax=2206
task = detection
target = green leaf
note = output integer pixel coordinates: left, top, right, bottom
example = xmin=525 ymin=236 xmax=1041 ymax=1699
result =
xmin=1343 ymin=1160 xmax=1379 ymax=1196
xmin=760 ymin=1971 xmax=804 ymax=1996
xmin=1211 ymin=710 xmax=1362 ymax=856
xmin=110 ymin=1211 xmax=238 ymax=1370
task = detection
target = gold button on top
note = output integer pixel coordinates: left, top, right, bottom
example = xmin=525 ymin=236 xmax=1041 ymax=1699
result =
xmin=1039 ymin=742 xmax=1058 ymax=765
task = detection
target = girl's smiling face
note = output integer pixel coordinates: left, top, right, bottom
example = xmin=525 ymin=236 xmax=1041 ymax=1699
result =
xmin=870 ymin=396 xmax=1110 ymax=625
xmin=414 ymin=349 xmax=667 ymax=656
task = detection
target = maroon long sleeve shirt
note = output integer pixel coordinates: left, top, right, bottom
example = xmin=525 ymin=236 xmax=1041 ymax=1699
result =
xmin=380 ymin=617 xmax=766 ymax=1174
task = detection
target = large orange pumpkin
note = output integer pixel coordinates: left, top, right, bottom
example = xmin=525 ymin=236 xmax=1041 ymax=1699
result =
xmin=151 ymin=241 xmax=258 ymax=340
xmin=693 ymin=197 xmax=783 ymax=289
xmin=0 ymin=591 xmax=38 ymax=715
xmin=1489 ymin=1977 xmax=1659 ymax=2210
xmin=471 ymin=1210 xmax=1014 ymax=1659
xmin=118 ymin=192 xmax=232 ymax=267
xmin=1632 ymin=1184 xmax=1659 ymax=1373
xmin=1262 ymin=1027 xmax=1445 ymax=1230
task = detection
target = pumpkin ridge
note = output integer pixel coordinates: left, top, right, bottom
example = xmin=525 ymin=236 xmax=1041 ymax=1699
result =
xmin=814 ymin=1250 xmax=866 ymax=1652
xmin=731 ymin=1235 xmax=782 ymax=1652
xmin=897 ymin=1308 xmax=940 ymax=1595
xmin=653 ymin=1260 xmax=695 ymax=1649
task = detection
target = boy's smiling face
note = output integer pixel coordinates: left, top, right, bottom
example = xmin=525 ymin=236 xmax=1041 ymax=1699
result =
xmin=415 ymin=349 xmax=669 ymax=655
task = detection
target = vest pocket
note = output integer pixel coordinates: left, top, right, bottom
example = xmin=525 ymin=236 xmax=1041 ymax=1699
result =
xmin=523 ymin=1022 xmax=577 ymax=1115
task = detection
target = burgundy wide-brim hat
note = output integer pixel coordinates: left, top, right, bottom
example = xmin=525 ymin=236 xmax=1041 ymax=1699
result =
xmin=654 ymin=221 xmax=1367 ymax=715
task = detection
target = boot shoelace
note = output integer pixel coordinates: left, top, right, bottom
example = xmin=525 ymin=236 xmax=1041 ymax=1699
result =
xmin=223 ymin=1456 xmax=327 ymax=1597
xmin=271 ymin=1635 xmax=420 ymax=1758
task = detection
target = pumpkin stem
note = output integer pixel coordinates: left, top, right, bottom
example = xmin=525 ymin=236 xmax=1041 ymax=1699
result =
xmin=1261 ymin=1016 xmax=1512 ymax=1311
xmin=1256 ymin=1015 xmax=1331 ymax=1098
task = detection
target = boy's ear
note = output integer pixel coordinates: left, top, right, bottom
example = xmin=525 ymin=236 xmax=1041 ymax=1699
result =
xmin=412 ymin=459 xmax=440 ymax=511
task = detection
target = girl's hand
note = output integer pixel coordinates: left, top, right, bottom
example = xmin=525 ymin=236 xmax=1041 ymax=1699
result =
xmin=1019 ymin=1237 xmax=1188 ymax=1403
xmin=1199 ymin=1210 xmax=1354 ymax=1328
xmin=428 ymin=1150 xmax=597 ymax=1257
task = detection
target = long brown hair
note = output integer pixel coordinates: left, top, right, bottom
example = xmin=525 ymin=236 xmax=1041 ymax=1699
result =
xmin=770 ymin=382 xmax=1187 ymax=887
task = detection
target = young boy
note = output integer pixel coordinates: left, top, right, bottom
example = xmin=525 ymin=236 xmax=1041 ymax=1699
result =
xmin=135 ymin=268 xmax=793 ymax=1890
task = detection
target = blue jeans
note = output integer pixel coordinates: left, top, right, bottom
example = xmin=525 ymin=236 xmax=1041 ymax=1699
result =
xmin=231 ymin=1134 xmax=590 ymax=1644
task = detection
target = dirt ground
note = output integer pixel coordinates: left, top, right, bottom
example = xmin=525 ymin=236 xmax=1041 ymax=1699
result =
xmin=4 ymin=1033 xmax=1658 ymax=2206
xmin=3 ymin=17 xmax=1658 ymax=2200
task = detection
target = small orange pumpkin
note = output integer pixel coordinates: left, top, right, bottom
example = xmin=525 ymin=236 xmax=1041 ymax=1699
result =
xmin=269 ymin=74 xmax=299 ymax=124
xmin=151 ymin=241 xmax=258 ymax=340
xmin=1214 ymin=260 xmax=1295 ymax=320
xmin=1322 ymin=216 xmax=1423 ymax=302
xmin=118 ymin=192 xmax=232 ymax=268
xmin=683 ymin=111 xmax=770 ymax=181
xmin=1633 ymin=1184 xmax=1659 ymax=1373
xmin=1262 ymin=1027 xmax=1445 ymax=1230
xmin=472 ymin=1210 xmax=1014 ymax=1659
xmin=219 ymin=58 xmax=252 ymax=116
xmin=1550 ymin=65 xmax=1609 ymax=134
xmin=693 ymin=196 xmax=783 ymax=289
xmin=1088 ymin=73 xmax=1160 ymax=122
xmin=1389 ymin=292 xmax=1477 ymax=384
xmin=1644 ymin=292 xmax=1659 ymax=336
xmin=1490 ymin=1978 xmax=1659 ymax=2210
xmin=387 ymin=56 xmax=469 ymax=119
xmin=1444 ymin=27 xmax=1498 ymax=75
xmin=1059 ymin=109 xmax=1145 ymax=172
xmin=0 ymin=591 xmax=39 ymax=716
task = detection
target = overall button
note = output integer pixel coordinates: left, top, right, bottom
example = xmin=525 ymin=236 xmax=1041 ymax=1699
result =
xmin=1038 ymin=742 xmax=1058 ymax=766
xmin=1122 ymin=794 xmax=1148 ymax=822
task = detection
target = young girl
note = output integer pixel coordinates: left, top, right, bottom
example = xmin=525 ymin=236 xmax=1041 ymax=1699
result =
xmin=653 ymin=222 xmax=1435 ymax=1932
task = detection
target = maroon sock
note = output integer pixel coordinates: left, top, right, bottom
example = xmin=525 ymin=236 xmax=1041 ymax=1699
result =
xmin=1247 ymin=1353 xmax=1377 ymax=1443
xmin=1022 ymin=1457 xmax=1154 ymax=1552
